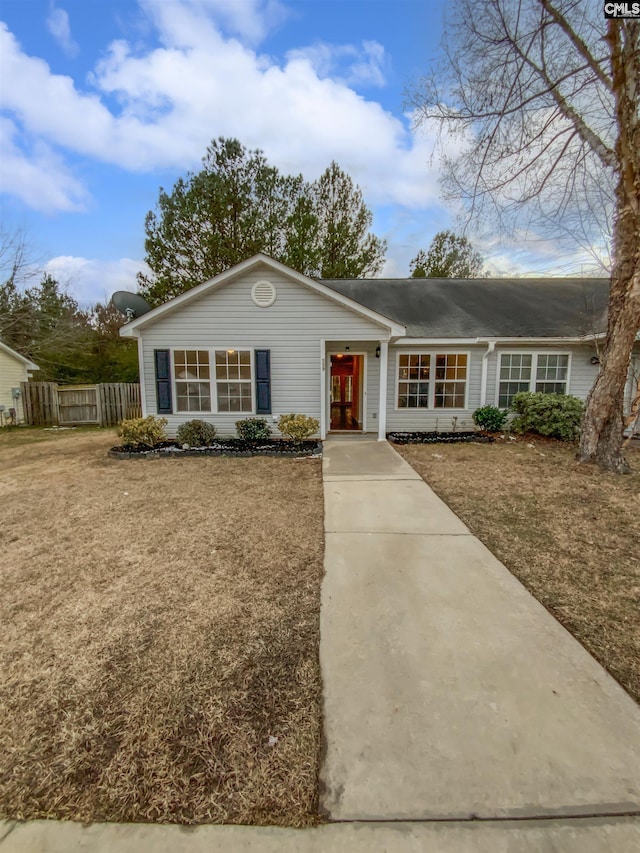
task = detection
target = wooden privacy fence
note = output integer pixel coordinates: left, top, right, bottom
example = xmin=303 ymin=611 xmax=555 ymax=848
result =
xmin=21 ymin=382 xmax=141 ymax=427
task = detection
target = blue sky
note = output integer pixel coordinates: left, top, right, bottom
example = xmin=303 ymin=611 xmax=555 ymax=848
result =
xmin=0 ymin=0 xmax=594 ymax=306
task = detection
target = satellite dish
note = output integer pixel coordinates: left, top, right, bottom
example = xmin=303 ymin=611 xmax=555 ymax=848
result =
xmin=111 ymin=291 xmax=153 ymax=321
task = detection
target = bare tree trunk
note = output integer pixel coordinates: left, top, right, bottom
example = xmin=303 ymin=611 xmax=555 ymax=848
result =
xmin=579 ymin=306 xmax=639 ymax=473
xmin=577 ymin=21 xmax=640 ymax=473
xmin=578 ymin=188 xmax=640 ymax=472
xmin=579 ymin=238 xmax=640 ymax=473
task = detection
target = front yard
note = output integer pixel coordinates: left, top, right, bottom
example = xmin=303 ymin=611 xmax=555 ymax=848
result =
xmin=0 ymin=429 xmax=324 ymax=825
xmin=397 ymin=438 xmax=640 ymax=705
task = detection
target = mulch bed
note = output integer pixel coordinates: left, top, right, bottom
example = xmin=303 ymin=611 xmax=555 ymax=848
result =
xmin=387 ymin=431 xmax=494 ymax=445
xmin=110 ymin=439 xmax=322 ymax=459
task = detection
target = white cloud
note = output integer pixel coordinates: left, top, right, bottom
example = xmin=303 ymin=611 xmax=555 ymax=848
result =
xmin=46 ymin=5 xmax=79 ymax=58
xmin=0 ymin=117 xmax=88 ymax=212
xmin=44 ymin=256 xmax=148 ymax=306
xmin=0 ymin=6 xmax=455 ymax=213
xmin=141 ymin=0 xmax=289 ymax=46
xmin=286 ymin=39 xmax=388 ymax=88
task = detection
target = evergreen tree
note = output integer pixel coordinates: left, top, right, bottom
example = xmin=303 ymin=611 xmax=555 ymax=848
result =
xmin=313 ymin=161 xmax=386 ymax=278
xmin=410 ymin=231 xmax=485 ymax=278
xmin=138 ymin=138 xmax=386 ymax=304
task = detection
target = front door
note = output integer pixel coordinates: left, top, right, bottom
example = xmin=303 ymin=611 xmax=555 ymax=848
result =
xmin=330 ymin=354 xmax=363 ymax=431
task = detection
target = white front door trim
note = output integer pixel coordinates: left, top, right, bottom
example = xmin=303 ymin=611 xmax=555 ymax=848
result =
xmin=325 ymin=348 xmax=368 ymax=434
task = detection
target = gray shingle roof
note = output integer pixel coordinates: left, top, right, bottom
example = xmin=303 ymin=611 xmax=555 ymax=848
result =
xmin=321 ymin=277 xmax=610 ymax=339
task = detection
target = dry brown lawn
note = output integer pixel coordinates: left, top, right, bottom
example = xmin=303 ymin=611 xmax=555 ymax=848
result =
xmin=0 ymin=428 xmax=324 ymax=826
xmin=397 ymin=438 xmax=640 ymax=705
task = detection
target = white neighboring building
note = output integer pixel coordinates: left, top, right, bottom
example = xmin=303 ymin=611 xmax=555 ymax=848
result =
xmin=0 ymin=340 xmax=39 ymax=424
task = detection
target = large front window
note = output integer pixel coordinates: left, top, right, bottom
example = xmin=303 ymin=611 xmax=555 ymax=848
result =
xmin=397 ymin=353 xmax=467 ymax=408
xmin=174 ymin=350 xmax=211 ymax=412
xmin=215 ymin=349 xmax=253 ymax=412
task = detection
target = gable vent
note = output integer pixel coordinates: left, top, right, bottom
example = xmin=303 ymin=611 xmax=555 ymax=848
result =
xmin=251 ymin=279 xmax=277 ymax=308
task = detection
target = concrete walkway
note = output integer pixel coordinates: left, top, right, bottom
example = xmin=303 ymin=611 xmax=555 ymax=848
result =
xmin=320 ymin=437 xmax=640 ymax=823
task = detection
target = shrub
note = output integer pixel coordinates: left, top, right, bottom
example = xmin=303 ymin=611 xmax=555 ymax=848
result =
xmin=277 ymin=413 xmax=320 ymax=443
xmin=510 ymin=392 xmax=584 ymax=441
xmin=176 ymin=419 xmax=217 ymax=447
xmin=118 ymin=415 xmax=168 ymax=448
xmin=235 ymin=417 xmax=272 ymax=441
xmin=472 ymin=405 xmax=507 ymax=432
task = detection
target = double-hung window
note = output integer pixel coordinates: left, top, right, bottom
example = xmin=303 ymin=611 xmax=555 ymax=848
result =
xmin=397 ymin=353 xmax=430 ymax=408
xmin=215 ymin=349 xmax=253 ymax=412
xmin=174 ymin=350 xmax=211 ymax=412
xmin=397 ymin=353 xmax=468 ymax=409
xmin=535 ymin=354 xmax=570 ymax=394
xmin=434 ymin=354 xmax=467 ymax=408
xmin=498 ymin=354 xmax=532 ymax=407
xmin=498 ymin=353 xmax=570 ymax=407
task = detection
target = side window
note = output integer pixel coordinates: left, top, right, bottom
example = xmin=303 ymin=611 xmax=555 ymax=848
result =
xmin=535 ymin=354 xmax=569 ymax=394
xmin=498 ymin=354 xmax=532 ymax=407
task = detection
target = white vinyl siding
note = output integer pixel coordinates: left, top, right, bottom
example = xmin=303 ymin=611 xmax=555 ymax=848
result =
xmin=0 ymin=349 xmax=30 ymax=423
xmin=139 ymin=263 xmax=388 ymax=436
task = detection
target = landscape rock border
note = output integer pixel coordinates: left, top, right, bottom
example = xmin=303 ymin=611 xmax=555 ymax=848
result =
xmin=387 ymin=431 xmax=495 ymax=445
xmin=109 ymin=439 xmax=322 ymax=460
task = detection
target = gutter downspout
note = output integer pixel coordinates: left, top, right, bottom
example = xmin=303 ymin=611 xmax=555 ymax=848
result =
xmin=320 ymin=339 xmax=327 ymax=440
xmin=480 ymin=340 xmax=496 ymax=407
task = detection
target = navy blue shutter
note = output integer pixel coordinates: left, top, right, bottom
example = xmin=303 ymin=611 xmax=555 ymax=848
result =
xmin=154 ymin=349 xmax=173 ymax=414
xmin=255 ymin=349 xmax=271 ymax=414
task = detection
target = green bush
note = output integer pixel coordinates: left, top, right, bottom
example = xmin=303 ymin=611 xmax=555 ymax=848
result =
xmin=176 ymin=419 xmax=217 ymax=447
xmin=277 ymin=413 xmax=320 ymax=443
xmin=235 ymin=417 xmax=272 ymax=441
xmin=510 ymin=392 xmax=584 ymax=441
xmin=118 ymin=415 xmax=168 ymax=448
xmin=472 ymin=405 xmax=507 ymax=432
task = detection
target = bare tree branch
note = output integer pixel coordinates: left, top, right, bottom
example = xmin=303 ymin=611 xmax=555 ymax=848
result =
xmin=410 ymin=0 xmax=640 ymax=471
xmin=540 ymin=0 xmax=612 ymax=90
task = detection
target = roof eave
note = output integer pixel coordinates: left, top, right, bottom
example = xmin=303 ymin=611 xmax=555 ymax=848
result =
xmin=396 ymin=334 xmax=606 ymax=345
xmin=0 ymin=339 xmax=40 ymax=370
